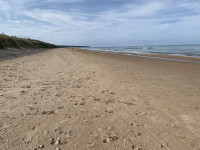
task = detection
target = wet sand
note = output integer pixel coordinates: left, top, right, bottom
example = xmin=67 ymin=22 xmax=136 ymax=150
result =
xmin=0 ymin=48 xmax=200 ymax=150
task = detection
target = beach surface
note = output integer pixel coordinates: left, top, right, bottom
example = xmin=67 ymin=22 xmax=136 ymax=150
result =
xmin=0 ymin=48 xmax=200 ymax=150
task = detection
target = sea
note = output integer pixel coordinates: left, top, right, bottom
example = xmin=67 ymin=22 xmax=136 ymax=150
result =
xmin=82 ymin=44 xmax=200 ymax=58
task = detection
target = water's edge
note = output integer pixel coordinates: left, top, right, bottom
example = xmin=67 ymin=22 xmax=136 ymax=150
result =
xmin=80 ymin=47 xmax=200 ymax=64
xmin=81 ymin=45 xmax=200 ymax=58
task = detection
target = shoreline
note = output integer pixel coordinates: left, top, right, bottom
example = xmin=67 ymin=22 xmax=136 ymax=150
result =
xmin=80 ymin=48 xmax=200 ymax=63
xmin=75 ymin=48 xmax=200 ymax=79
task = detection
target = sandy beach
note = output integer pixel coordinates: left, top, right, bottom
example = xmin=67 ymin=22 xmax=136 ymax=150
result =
xmin=0 ymin=48 xmax=200 ymax=150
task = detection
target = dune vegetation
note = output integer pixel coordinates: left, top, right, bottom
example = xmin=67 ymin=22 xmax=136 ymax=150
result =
xmin=0 ymin=34 xmax=57 ymax=49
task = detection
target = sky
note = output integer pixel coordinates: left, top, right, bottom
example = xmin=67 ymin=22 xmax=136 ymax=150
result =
xmin=0 ymin=0 xmax=200 ymax=46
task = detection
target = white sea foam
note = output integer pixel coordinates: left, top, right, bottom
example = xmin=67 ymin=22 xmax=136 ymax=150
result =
xmin=82 ymin=45 xmax=200 ymax=59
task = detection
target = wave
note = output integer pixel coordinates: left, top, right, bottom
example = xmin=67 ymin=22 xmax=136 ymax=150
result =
xmin=82 ymin=45 xmax=200 ymax=58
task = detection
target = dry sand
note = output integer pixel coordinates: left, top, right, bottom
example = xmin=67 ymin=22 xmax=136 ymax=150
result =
xmin=0 ymin=48 xmax=200 ymax=150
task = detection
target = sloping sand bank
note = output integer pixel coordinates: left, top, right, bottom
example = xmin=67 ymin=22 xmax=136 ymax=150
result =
xmin=0 ymin=48 xmax=200 ymax=150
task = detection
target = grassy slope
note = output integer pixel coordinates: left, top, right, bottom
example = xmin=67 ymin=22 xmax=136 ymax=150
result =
xmin=0 ymin=34 xmax=57 ymax=49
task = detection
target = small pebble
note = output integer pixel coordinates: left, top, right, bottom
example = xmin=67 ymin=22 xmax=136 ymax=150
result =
xmin=38 ymin=144 xmax=44 ymax=148
xmin=94 ymin=98 xmax=100 ymax=101
xmin=59 ymin=130 xmax=63 ymax=134
xmin=42 ymin=111 xmax=46 ymax=115
xmin=49 ymin=137 xmax=54 ymax=142
xmin=105 ymin=109 xmax=114 ymax=113
xmin=131 ymin=123 xmax=140 ymax=126
xmin=57 ymin=137 xmax=61 ymax=141
xmin=55 ymin=140 xmax=60 ymax=145
xmin=52 ymin=137 xmax=61 ymax=145
xmin=109 ymin=92 xmax=115 ymax=95
xmin=58 ymin=106 xmax=64 ymax=109
xmin=48 ymin=110 xmax=55 ymax=114
xmin=69 ymin=131 xmax=73 ymax=136
xmin=80 ymin=102 xmax=85 ymax=105
xmin=140 ymin=112 xmax=147 ymax=115
xmin=20 ymin=90 xmax=26 ymax=94
xmin=103 ymin=138 xmax=111 ymax=143
xmin=44 ymin=130 xmax=49 ymax=134
xmin=109 ymin=132 xmax=118 ymax=141
xmin=136 ymin=132 xmax=141 ymax=136
xmin=55 ymin=148 xmax=61 ymax=150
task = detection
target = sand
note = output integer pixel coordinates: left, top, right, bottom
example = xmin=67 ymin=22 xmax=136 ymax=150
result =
xmin=0 ymin=48 xmax=200 ymax=150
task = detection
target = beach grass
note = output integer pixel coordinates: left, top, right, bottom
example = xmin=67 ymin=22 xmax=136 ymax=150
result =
xmin=0 ymin=34 xmax=57 ymax=49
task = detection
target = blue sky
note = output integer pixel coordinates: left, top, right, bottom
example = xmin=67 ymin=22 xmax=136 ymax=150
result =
xmin=0 ymin=0 xmax=200 ymax=46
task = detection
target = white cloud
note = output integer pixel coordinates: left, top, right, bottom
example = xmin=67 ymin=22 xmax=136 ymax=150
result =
xmin=175 ymin=0 xmax=200 ymax=13
xmin=124 ymin=2 xmax=166 ymax=17
xmin=0 ymin=0 xmax=10 ymax=10
xmin=23 ymin=9 xmax=91 ymax=29
xmin=44 ymin=0 xmax=83 ymax=3
xmin=0 ymin=0 xmax=200 ymax=46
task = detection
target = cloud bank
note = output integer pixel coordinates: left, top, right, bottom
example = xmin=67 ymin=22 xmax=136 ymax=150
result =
xmin=0 ymin=0 xmax=200 ymax=46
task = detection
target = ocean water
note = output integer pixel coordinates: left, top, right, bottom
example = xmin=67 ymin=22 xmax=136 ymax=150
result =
xmin=83 ymin=44 xmax=200 ymax=57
